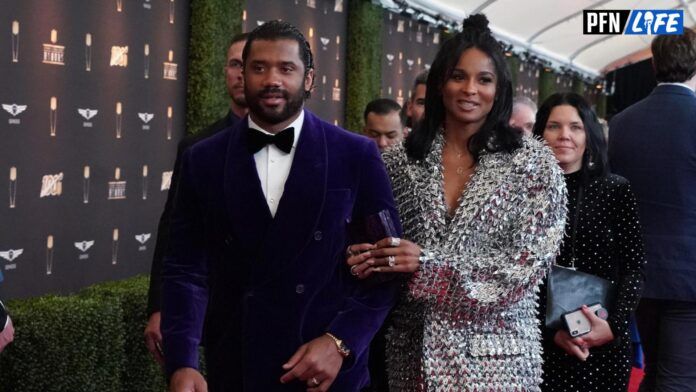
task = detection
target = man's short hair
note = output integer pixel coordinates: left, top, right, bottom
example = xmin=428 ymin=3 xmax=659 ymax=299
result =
xmin=651 ymin=27 xmax=696 ymax=83
xmin=412 ymin=70 xmax=428 ymax=92
xmin=242 ymin=20 xmax=314 ymax=75
xmin=229 ymin=32 xmax=249 ymax=49
xmin=364 ymin=98 xmax=403 ymax=123
xmin=512 ymin=96 xmax=537 ymax=112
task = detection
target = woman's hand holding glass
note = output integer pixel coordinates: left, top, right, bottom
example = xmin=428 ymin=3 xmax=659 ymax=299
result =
xmin=346 ymin=237 xmax=422 ymax=279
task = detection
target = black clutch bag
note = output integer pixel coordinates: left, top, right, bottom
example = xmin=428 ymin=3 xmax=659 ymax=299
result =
xmin=545 ymin=181 xmax=617 ymax=330
xmin=545 ymin=264 xmax=617 ymax=329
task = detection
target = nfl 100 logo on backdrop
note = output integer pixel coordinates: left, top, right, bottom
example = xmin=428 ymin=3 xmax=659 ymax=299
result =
xmin=583 ymin=10 xmax=684 ymax=35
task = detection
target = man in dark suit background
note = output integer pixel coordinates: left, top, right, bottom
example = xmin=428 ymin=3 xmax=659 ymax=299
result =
xmin=162 ymin=21 xmax=400 ymax=391
xmin=144 ymin=33 xmax=249 ymax=364
xmin=609 ymin=28 xmax=696 ymax=392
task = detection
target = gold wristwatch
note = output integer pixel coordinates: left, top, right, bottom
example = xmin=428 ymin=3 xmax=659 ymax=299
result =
xmin=325 ymin=332 xmax=350 ymax=358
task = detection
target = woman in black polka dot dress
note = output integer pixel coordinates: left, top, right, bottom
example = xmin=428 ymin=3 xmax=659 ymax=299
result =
xmin=533 ymin=92 xmax=646 ymax=391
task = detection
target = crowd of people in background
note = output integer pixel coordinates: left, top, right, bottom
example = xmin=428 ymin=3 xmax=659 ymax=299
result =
xmin=2 ymin=10 xmax=693 ymax=392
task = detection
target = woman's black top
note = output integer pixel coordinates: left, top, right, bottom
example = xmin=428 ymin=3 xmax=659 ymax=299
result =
xmin=539 ymin=171 xmax=646 ymax=391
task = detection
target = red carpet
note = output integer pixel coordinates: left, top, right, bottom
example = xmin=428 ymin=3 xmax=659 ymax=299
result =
xmin=629 ymin=367 xmax=644 ymax=392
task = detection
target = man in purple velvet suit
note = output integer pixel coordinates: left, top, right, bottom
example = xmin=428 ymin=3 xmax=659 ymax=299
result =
xmin=161 ymin=21 xmax=401 ymax=392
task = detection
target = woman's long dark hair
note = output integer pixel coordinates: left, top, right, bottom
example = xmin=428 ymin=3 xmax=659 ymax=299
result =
xmin=405 ymin=14 xmax=521 ymax=161
xmin=532 ymin=92 xmax=609 ymax=180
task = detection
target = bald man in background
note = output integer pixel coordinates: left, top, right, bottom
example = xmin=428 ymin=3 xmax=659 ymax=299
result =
xmin=509 ymin=96 xmax=537 ymax=136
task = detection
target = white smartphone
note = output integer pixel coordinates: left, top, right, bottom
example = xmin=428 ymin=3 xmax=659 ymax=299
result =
xmin=563 ymin=303 xmax=607 ymax=337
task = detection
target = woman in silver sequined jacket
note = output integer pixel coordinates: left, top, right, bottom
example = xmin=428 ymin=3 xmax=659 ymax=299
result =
xmin=347 ymin=14 xmax=567 ymax=391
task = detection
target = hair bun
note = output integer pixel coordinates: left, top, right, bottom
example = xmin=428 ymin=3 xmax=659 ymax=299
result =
xmin=462 ymin=14 xmax=490 ymax=33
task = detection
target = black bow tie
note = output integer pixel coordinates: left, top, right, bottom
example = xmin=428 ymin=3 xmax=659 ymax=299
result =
xmin=247 ymin=127 xmax=295 ymax=154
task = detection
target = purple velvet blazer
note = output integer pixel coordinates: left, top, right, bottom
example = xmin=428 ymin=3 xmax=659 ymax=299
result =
xmin=161 ymin=110 xmax=401 ymax=391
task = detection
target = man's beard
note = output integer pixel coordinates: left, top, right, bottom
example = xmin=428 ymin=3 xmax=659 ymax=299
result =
xmin=245 ymin=85 xmax=305 ymax=125
xmin=231 ymin=93 xmax=247 ymax=108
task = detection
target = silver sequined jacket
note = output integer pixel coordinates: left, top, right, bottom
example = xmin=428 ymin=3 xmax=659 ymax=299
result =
xmin=382 ymin=134 xmax=567 ymax=391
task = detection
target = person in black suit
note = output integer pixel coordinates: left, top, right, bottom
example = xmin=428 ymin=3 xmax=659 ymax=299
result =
xmin=609 ymin=28 xmax=696 ymax=392
xmin=144 ymin=33 xmax=249 ymax=364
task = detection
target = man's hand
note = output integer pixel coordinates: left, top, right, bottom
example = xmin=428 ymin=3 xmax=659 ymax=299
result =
xmin=0 ymin=317 xmax=14 ymax=353
xmin=280 ymin=334 xmax=344 ymax=391
xmin=553 ymin=329 xmax=590 ymax=361
xmin=144 ymin=311 xmax=164 ymax=365
xmin=170 ymin=367 xmax=207 ymax=392
xmin=578 ymin=304 xmax=615 ymax=348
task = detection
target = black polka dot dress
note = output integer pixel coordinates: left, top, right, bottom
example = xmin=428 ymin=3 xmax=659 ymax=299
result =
xmin=538 ymin=171 xmax=646 ymax=391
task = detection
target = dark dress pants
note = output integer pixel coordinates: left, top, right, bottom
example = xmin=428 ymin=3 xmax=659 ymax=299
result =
xmin=637 ymin=298 xmax=696 ymax=392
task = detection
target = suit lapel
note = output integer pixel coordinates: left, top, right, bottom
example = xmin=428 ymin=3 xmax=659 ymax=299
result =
xmin=257 ymin=110 xmax=327 ymax=281
xmin=224 ymin=118 xmax=273 ymax=256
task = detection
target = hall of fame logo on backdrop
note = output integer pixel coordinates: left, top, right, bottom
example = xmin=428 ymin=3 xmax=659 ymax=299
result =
xmin=161 ymin=171 xmax=172 ymax=191
xmin=2 ymin=103 xmax=27 ymax=125
xmin=115 ymin=102 xmax=123 ymax=138
xmin=396 ymin=89 xmax=404 ymax=106
xmin=11 ymin=21 xmax=19 ymax=63
xmin=398 ymin=52 xmax=403 ymax=74
xmin=116 ymin=0 xmax=123 ymax=12
xmin=112 ymin=229 xmax=119 ymax=265
xmin=434 ymin=32 xmax=440 ymax=44
xmin=9 ymin=167 xmax=17 ymax=208
xmin=406 ymin=59 xmax=414 ymax=71
xmin=143 ymin=0 xmax=152 ymax=10
xmin=141 ymin=165 xmax=149 ymax=200
xmin=46 ymin=235 xmax=54 ymax=275
xmin=332 ymin=79 xmax=341 ymax=101
xmin=78 ymin=108 xmax=98 ymax=127
xmin=40 ymin=172 xmax=63 ymax=198
xmin=169 ymin=0 xmax=176 ymax=24
xmin=0 ymin=249 xmax=22 ymax=271
xmin=108 ymin=167 xmax=126 ymax=200
xmin=144 ymin=44 xmax=150 ymax=78
xmin=135 ymin=233 xmax=151 ymax=251
xmin=163 ymin=50 xmax=177 ymax=80
xmin=138 ymin=112 xmax=154 ymax=130
xmin=83 ymin=166 xmax=90 ymax=204
xmin=43 ymin=29 xmax=65 ymax=65
xmin=110 ymin=46 xmax=128 ymax=67
xmin=397 ymin=20 xmax=405 ymax=33
xmin=335 ymin=35 xmax=341 ymax=61
xmin=85 ymin=34 xmax=92 ymax=71
xmin=320 ymin=37 xmax=330 ymax=51
xmin=307 ymin=0 xmax=316 ymax=9
xmin=50 ymin=97 xmax=58 ymax=137
xmin=74 ymin=240 xmax=94 ymax=260
xmin=386 ymin=53 xmax=394 ymax=66
xmin=166 ymin=106 xmax=173 ymax=140
xmin=416 ymin=27 xmax=423 ymax=43
xmin=334 ymin=0 xmax=344 ymax=12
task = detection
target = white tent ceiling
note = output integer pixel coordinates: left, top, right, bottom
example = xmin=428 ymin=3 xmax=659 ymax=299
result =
xmin=397 ymin=0 xmax=696 ymax=77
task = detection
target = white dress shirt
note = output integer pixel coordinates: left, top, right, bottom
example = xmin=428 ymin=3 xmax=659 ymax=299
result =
xmin=248 ymin=110 xmax=304 ymax=217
